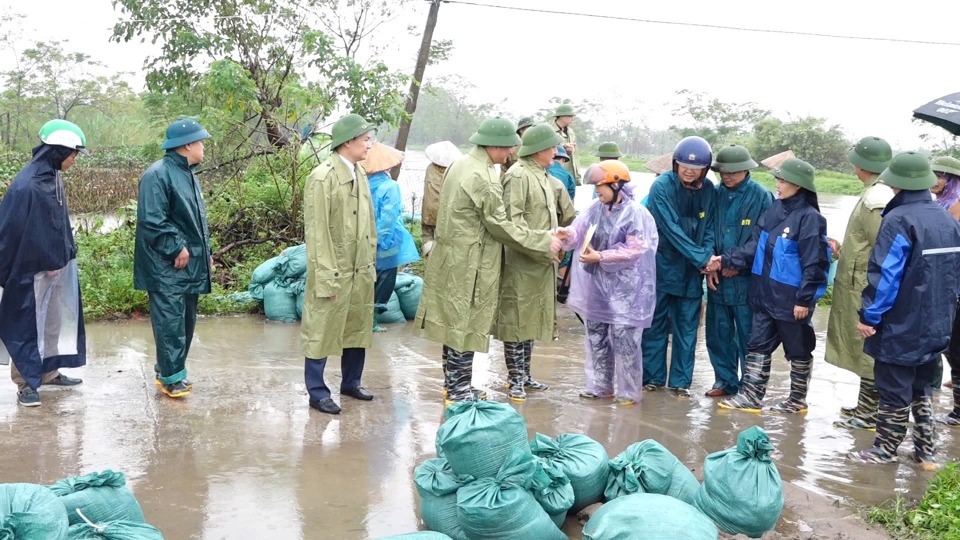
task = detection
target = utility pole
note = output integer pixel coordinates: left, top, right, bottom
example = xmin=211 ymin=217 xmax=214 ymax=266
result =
xmin=390 ymin=0 xmax=441 ymax=180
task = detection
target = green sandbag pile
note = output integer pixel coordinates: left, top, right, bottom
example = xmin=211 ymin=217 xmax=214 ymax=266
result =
xmin=693 ymin=426 xmax=783 ymax=538
xmin=394 ymin=272 xmax=424 ymax=320
xmin=48 ymin=471 xmax=145 ymax=527
xmin=377 ymin=291 xmax=406 ymax=324
xmin=437 ymin=402 xmax=530 ymax=479
xmin=583 ymin=493 xmax=718 ymax=540
xmin=249 ymin=245 xmax=307 ymax=322
xmin=530 ymin=461 xmax=575 ymax=529
xmin=604 ymin=439 xmax=699 ymax=505
xmin=67 ymin=521 xmax=164 ymax=539
xmin=0 ymin=483 xmax=70 ymax=540
xmin=414 ymin=459 xmax=471 ymax=540
xmin=530 ymin=433 xmax=608 ymax=512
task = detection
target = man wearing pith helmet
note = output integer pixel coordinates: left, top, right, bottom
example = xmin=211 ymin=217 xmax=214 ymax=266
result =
xmin=596 ymin=142 xmax=623 ymax=162
xmin=496 ymin=124 xmax=575 ymax=403
xmin=134 ymin=118 xmax=213 ymax=400
xmin=503 ymin=116 xmax=536 ymax=179
xmin=415 ymin=117 xmax=561 ymax=404
xmin=704 ymin=145 xmax=772 ymax=398
xmin=300 ymin=113 xmax=378 ymax=415
xmin=849 ymin=152 xmax=960 ymax=467
xmin=553 ymin=103 xmax=581 ymax=185
xmin=825 ymin=136 xmax=894 ymax=431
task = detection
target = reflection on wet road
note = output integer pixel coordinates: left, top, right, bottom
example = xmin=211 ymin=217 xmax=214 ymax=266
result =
xmin=0 ymin=307 xmax=951 ymax=539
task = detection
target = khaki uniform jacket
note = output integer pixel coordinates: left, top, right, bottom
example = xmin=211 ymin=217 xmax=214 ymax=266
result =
xmin=301 ymin=154 xmax=377 ymax=359
xmin=415 ymin=147 xmax=554 ymax=353
xmin=421 ymin=163 xmax=445 ymax=227
xmin=554 ymin=121 xmax=581 ymax=185
xmin=495 ymin=159 xmax=576 ymax=342
xmin=825 ymin=177 xmax=894 ymax=378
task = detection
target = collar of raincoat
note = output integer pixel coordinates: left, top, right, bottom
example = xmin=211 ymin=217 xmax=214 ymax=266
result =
xmin=469 ymin=146 xmax=494 ymax=167
xmin=337 ymin=152 xmax=358 ymax=181
xmin=164 ymin=150 xmax=198 ymax=171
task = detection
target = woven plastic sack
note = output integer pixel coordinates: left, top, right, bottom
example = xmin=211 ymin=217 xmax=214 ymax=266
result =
xmin=0 ymin=482 xmax=69 ymax=539
xmin=289 ymin=280 xmax=306 ymax=319
xmin=251 ymin=255 xmax=283 ymax=285
xmin=374 ymin=533 xmax=453 ymax=540
xmin=530 ymin=433 xmax=608 ymax=512
xmin=248 ymin=282 xmax=265 ymax=301
xmin=456 ymin=447 xmax=567 ymax=540
xmin=49 ymin=471 xmax=145 ymax=526
xmin=437 ymin=401 xmax=529 ymax=479
xmin=583 ymin=493 xmax=717 ymax=540
xmin=530 ymin=460 xmax=574 ymax=517
xmin=263 ymin=281 xmax=299 ymax=323
xmin=693 ymin=426 xmax=783 ymax=538
xmin=394 ymin=273 xmax=424 ymax=320
xmin=66 ymin=521 xmax=163 ymax=540
xmin=413 ymin=459 xmax=471 ymax=540
xmin=377 ymin=292 xmax=406 ymax=324
xmin=604 ymin=440 xmax=699 ymax=505
xmin=279 ymin=245 xmax=308 ymax=279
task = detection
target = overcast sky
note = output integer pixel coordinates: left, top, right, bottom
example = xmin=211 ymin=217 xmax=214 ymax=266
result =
xmin=3 ymin=0 xmax=958 ymax=150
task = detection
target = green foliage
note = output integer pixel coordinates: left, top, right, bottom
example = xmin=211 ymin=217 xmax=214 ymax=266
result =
xmin=671 ymin=90 xmax=771 ymax=148
xmin=868 ymin=462 xmax=960 ymax=540
xmin=749 ymin=116 xmax=851 ymax=172
xmin=751 ymin=170 xmax=863 ymax=196
xmin=74 ymin=212 xmax=148 ymax=319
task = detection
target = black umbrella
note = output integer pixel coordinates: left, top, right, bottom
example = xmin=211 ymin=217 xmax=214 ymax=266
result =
xmin=913 ymin=92 xmax=960 ymax=136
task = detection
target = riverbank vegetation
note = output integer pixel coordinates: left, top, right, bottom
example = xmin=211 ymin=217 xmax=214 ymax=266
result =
xmin=868 ymin=462 xmax=960 ymax=539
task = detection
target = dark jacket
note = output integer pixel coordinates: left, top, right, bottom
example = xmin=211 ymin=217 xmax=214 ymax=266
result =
xmin=860 ymin=189 xmax=960 ymax=366
xmin=709 ymin=175 xmax=773 ymax=305
xmin=646 ymin=171 xmax=716 ymax=298
xmin=133 ymin=151 xmax=211 ymax=294
xmin=723 ymin=192 xmax=830 ymax=322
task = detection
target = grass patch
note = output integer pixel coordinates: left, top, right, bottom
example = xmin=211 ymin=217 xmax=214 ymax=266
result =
xmin=578 ymin=154 xmax=654 ymax=173
xmin=868 ymin=462 xmax=960 ymax=540
xmin=752 ymin=170 xmax=864 ymax=196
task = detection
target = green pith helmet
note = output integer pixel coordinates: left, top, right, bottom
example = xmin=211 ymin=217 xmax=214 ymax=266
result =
xmin=161 ymin=118 xmax=211 ymax=150
xmin=711 ymin=144 xmax=758 ymax=173
xmin=554 ymin=104 xmax=576 ymax=117
xmin=516 ymin=116 xmax=535 ymax=132
xmin=880 ymin=152 xmax=937 ymax=190
xmin=39 ymin=119 xmax=90 ymax=155
xmin=518 ymin=124 xmax=561 ymax=157
xmin=469 ymin=117 xmax=521 ymax=147
xmin=772 ymin=158 xmax=817 ymax=192
xmin=932 ymin=155 xmax=960 ymax=177
xmin=330 ymin=113 xmax=376 ymax=149
xmin=847 ymin=136 xmax=893 ymax=174
xmin=596 ymin=142 xmax=623 ymax=159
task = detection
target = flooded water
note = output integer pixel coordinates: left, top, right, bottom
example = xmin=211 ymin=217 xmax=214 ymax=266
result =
xmin=0 ymin=307 xmax=953 ymax=539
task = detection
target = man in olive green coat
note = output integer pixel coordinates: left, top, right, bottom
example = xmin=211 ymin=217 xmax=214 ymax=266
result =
xmin=134 ymin=119 xmax=213 ymax=399
xmin=553 ymin=104 xmax=581 ymax=185
xmin=301 ymin=113 xmax=378 ymax=415
xmin=825 ymin=136 xmax=894 ymax=430
xmin=415 ymin=117 xmax=561 ymax=403
xmin=502 ymin=116 xmax=535 ymax=180
xmin=497 ymin=123 xmax=575 ymax=402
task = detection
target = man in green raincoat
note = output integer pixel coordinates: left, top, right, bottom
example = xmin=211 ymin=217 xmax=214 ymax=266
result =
xmin=301 ymin=113 xmax=378 ymax=415
xmin=553 ymin=104 xmax=581 ymax=185
xmin=497 ymin=124 xmax=576 ymax=402
xmin=502 ymin=116 xmax=535 ymax=180
xmin=825 ymin=136 xmax=894 ymax=430
xmin=134 ymin=119 xmax=213 ymax=399
xmin=415 ymin=117 xmax=561 ymax=403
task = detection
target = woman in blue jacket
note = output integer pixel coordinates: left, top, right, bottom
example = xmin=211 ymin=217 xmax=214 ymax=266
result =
xmin=363 ymin=143 xmax=420 ymax=331
xmin=706 ymin=158 xmax=830 ymax=413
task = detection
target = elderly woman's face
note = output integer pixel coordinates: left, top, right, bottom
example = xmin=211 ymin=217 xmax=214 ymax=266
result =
xmin=932 ymin=172 xmax=948 ymax=196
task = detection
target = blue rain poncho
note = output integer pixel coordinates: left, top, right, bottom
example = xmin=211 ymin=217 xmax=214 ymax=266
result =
xmin=368 ymin=171 xmax=420 ymax=271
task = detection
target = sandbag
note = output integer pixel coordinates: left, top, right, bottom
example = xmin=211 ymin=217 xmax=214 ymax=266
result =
xmin=279 ymin=244 xmax=308 ymax=279
xmin=604 ymin=439 xmax=699 ymax=505
xmin=377 ymin=292 xmax=406 ymax=324
xmin=394 ymin=273 xmax=424 ymax=321
xmin=248 ymin=282 xmax=265 ymax=301
xmin=456 ymin=447 xmax=567 ymax=540
xmin=693 ymin=426 xmax=783 ymax=538
xmin=289 ymin=280 xmax=306 ymax=319
xmin=263 ymin=281 xmax=299 ymax=323
xmin=48 ymin=471 xmax=145 ymax=527
xmin=374 ymin=533 xmax=453 ymax=540
xmin=0 ymin=482 xmax=70 ymax=540
xmin=66 ymin=521 xmax=163 ymax=540
xmin=437 ymin=401 xmax=529 ymax=479
xmin=296 ymin=291 xmax=305 ymax=319
xmin=413 ymin=459 xmax=471 ymax=540
xmin=251 ymin=255 xmax=283 ymax=285
xmin=583 ymin=493 xmax=718 ymax=540
xmin=530 ymin=433 xmax=608 ymax=512
xmin=530 ymin=461 xmax=575 ymax=518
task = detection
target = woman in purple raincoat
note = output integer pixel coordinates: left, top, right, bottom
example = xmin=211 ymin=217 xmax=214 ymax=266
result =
xmin=558 ymin=161 xmax=658 ymax=405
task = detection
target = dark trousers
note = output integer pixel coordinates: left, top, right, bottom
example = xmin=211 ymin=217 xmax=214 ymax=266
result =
xmin=304 ymin=348 xmax=365 ymax=402
xmin=374 ymin=268 xmax=398 ymax=313
xmin=746 ymin=311 xmax=815 ymax=361
xmin=874 ymin=360 xmax=936 ymax=409
xmin=642 ymin=291 xmax=701 ymax=389
xmin=705 ymin=302 xmax=753 ymax=394
xmin=149 ymin=291 xmax=198 ymax=385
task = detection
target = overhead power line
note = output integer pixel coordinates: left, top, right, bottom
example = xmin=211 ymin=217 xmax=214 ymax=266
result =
xmin=437 ymin=0 xmax=960 ymax=47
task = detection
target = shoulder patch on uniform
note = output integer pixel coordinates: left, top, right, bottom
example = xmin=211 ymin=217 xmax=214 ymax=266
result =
xmin=863 ymin=183 xmax=895 ymax=210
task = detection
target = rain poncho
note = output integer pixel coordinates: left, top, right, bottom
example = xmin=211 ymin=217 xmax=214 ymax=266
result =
xmin=558 ymin=184 xmax=658 ymax=328
xmin=0 ymin=144 xmax=86 ymax=389
xmin=546 ymin=162 xmax=576 ymax=204
xmin=368 ymin=171 xmax=419 ymax=271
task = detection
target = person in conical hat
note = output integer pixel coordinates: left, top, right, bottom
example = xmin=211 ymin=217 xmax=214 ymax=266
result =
xmin=420 ymin=141 xmax=462 ymax=255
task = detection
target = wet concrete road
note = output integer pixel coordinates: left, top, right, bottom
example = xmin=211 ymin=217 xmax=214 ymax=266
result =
xmin=0 ymin=308 xmax=954 ymax=539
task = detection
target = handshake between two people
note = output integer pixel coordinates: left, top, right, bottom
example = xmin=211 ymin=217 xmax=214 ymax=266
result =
xmin=548 ymin=228 xmax=570 ymax=264
xmin=701 ymin=255 xmax=739 ymax=291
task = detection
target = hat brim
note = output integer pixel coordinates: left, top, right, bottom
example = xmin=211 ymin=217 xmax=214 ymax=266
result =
xmin=711 ymin=158 xmax=758 ymax=173
xmin=847 ymin=147 xmax=889 ymax=174
xmin=360 ymin=142 xmax=404 ymax=174
xmin=161 ymin=129 xmax=212 ymax=150
xmin=331 ymin=124 xmax=376 ymax=150
xmin=879 ymin=169 xmax=937 ymax=190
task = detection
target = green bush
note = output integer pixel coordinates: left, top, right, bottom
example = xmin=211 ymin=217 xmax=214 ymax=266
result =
xmin=868 ymin=462 xmax=960 ymax=540
xmin=752 ymin=170 xmax=863 ymax=196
